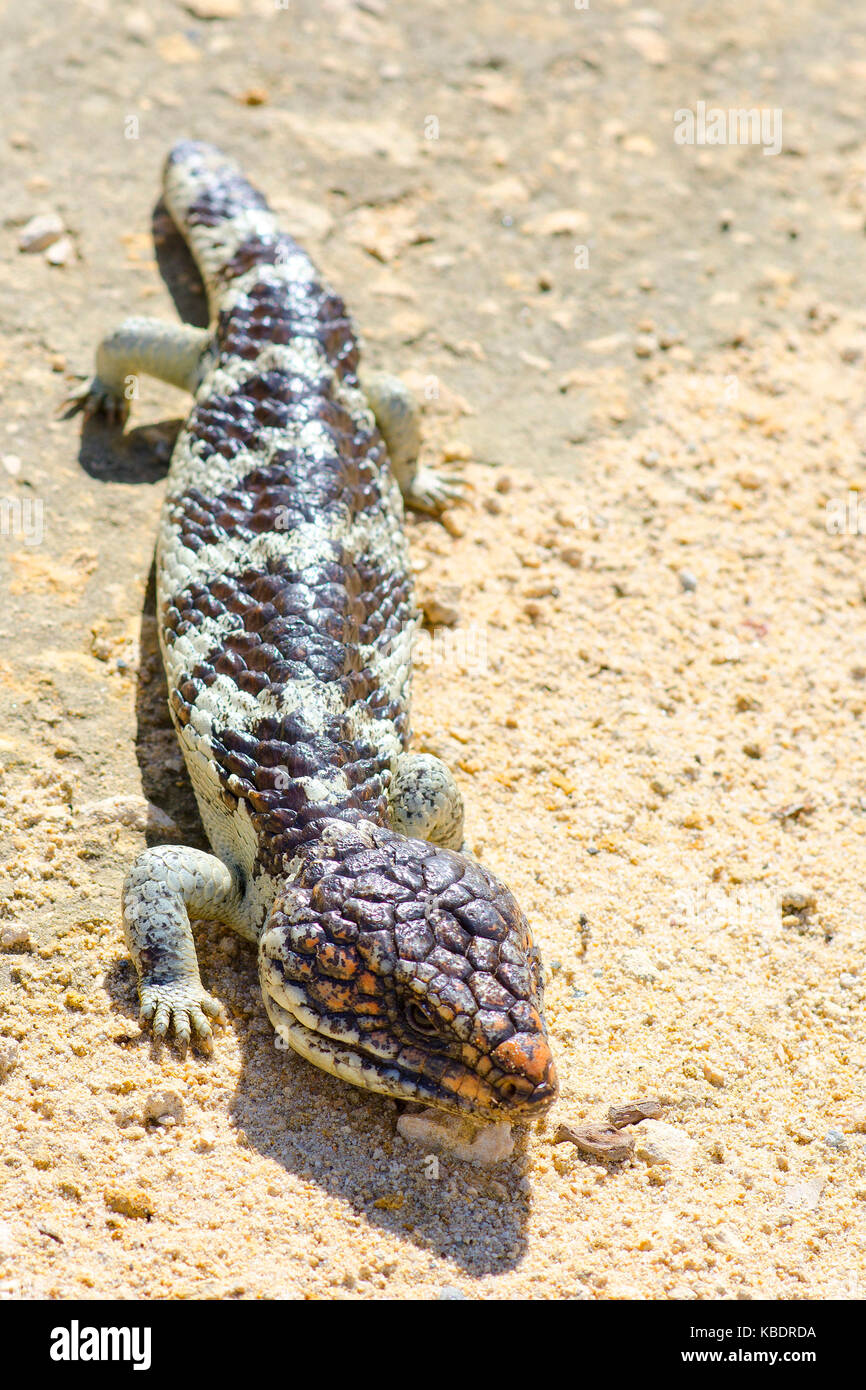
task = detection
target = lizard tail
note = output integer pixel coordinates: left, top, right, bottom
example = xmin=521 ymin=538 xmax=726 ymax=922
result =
xmin=162 ymin=140 xmax=308 ymax=307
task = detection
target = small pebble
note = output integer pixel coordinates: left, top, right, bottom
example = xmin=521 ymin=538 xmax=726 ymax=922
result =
xmin=0 ymin=924 xmax=31 ymax=950
xmin=703 ymin=1225 xmax=746 ymax=1256
xmin=237 ymin=87 xmax=269 ymax=106
xmin=824 ymin=1129 xmax=847 ymax=1151
xmin=442 ymin=441 xmax=472 ymax=463
xmin=679 ymin=569 xmax=698 ymax=592
xmin=419 ymin=588 xmax=460 ymax=626
xmin=787 ymin=1119 xmax=815 ymax=1144
xmin=18 ymin=211 xmax=64 ymax=253
xmin=782 ymin=1178 xmax=823 ymax=1210
xmin=735 ymin=469 xmax=765 ymax=491
xmin=439 ymin=509 xmax=465 ymax=538
xmin=36 ymin=1220 xmax=64 ymax=1244
xmin=553 ymin=1122 xmax=635 ymax=1163
xmin=81 ymin=795 xmax=179 ymax=836
xmin=702 ymin=1059 xmax=726 ymax=1088
xmin=619 ymin=947 xmax=659 ymax=983
xmin=634 ymin=1120 xmax=698 ymax=1168
xmin=124 ymin=9 xmax=155 ymax=41
xmin=781 ymin=885 xmax=816 ymax=913
xmin=0 ymin=1041 xmax=20 ymax=1082
xmin=523 ymin=579 xmax=559 ymax=600
xmin=397 ymin=1109 xmax=513 ymax=1165
xmin=559 ymin=545 xmax=583 ymax=568
xmin=104 ymin=1187 xmax=154 ymax=1220
xmin=44 ymin=235 xmax=74 ymax=266
xmin=143 ymin=1090 xmax=184 ymax=1127
xmin=608 ymin=1099 xmax=663 ymax=1128
xmin=185 ymin=0 xmax=242 ymax=15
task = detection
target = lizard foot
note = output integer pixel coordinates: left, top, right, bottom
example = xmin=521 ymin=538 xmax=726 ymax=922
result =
xmin=61 ymin=374 xmax=130 ymax=426
xmin=139 ymin=980 xmax=225 ymax=1050
xmin=404 ymin=466 xmax=467 ymax=515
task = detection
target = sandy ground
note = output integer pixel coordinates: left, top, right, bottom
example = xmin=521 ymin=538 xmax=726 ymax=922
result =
xmin=1 ymin=0 xmax=866 ymax=1299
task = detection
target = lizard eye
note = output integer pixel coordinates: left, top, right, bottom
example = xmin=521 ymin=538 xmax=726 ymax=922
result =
xmin=404 ymin=1000 xmax=441 ymax=1037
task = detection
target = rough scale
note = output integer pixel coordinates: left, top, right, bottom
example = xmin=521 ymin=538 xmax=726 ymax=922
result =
xmin=70 ymin=141 xmax=558 ymax=1121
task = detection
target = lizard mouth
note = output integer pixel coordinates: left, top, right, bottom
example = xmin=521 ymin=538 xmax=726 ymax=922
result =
xmin=261 ymin=982 xmax=558 ymax=1122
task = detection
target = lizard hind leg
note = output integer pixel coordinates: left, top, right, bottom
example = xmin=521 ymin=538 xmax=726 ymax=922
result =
xmin=389 ymin=752 xmax=465 ymax=851
xmin=122 ymin=845 xmax=248 ymax=1048
xmin=363 ymin=371 xmax=465 ymax=514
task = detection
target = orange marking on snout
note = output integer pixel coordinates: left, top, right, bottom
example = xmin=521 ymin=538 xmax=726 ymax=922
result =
xmin=492 ymin=1032 xmax=556 ymax=1087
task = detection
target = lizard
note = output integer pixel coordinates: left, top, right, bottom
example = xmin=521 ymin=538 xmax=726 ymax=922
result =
xmin=68 ymin=140 xmax=558 ymax=1122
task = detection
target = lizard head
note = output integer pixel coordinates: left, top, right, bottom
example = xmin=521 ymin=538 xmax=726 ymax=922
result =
xmin=259 ymin=819 xmax=558 ymax=1121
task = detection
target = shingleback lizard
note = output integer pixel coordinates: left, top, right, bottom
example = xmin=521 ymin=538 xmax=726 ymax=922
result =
xmin=70 ymin=141 xmax=558 ymax=1121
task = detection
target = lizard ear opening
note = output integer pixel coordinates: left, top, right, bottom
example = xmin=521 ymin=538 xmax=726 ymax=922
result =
xmin=403 ymin=999 xmax=443 ymax=1037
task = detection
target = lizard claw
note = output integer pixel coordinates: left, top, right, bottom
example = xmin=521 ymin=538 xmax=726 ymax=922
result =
xmin=140 ymin=980 xmax=225 ymax=1050
xmin=404 ymin=466 xmax=468 ymax=515
xmin=62 ymin=375 xmax=130 ymax=427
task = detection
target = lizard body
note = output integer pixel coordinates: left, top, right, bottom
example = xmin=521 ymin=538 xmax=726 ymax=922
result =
xmin=71 ymin=141 xmax=557 ymax=1120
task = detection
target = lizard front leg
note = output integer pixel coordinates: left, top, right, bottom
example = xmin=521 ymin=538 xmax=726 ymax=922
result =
xmin=122 ymin=845 xmax=247 ymax=1047
xmin=65 ymin=317 xmax=212 ymax=424
xmin=363 ymin=371 xmax=465 ymax=514
xmin=389 ymin=751 xmax=464 ymax=850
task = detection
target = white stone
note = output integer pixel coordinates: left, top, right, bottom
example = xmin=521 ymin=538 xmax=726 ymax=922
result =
xmin=703 ymin=1224 xmax=747 ymax=1256
xmin=0 ymin=1041 xmax=19 ymax=1081
xmin=45 ymin=235 xmax=74 ymax=266
xmin=143 ymin=1090 xmax=184 ymax=1126
xmin=397 ymin=1109 xmax=513 ymax=1165
xmin=18 ymin=212 xmax=64 ymax=253
xmin=635 ymin=1120 xmax=697 ymax=1167
xmin=619 ymin=947 xmax=660 ymax=983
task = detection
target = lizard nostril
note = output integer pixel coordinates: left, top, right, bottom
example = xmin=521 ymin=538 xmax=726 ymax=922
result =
xmin=498 ymin=1077 xmax=533 ymax=1105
